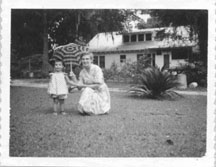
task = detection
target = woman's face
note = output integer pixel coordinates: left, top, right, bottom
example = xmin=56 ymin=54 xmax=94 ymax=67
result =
xmin=81 ymin=54 xmax=92 ymax=68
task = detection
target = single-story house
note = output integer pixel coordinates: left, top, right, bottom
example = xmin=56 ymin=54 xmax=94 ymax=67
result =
xmin=88 ymin=26 xmax=198 ymax=69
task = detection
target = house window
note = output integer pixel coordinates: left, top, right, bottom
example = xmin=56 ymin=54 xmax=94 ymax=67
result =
xmin=123 ymin=35 xmax=129 ymax=42
xmin=147 ymin=54 xmax=152 ymax=65
xmin=164 ymin=54 xmax=170 ymax=69
xmin=138 ymin=34 xmax=144 ymax=41
xmin=152 ymin=53 xmax=156 ymax=66
xmin=99 ymin=56 xmax=105 ymax=68
xmin=172 ymin=49 xmax=188 ymax=59
xmin=131 ymin=34 xmax=137 ymax=42
xmin=137 ymin=54 xmax=143 ymax=60
xmin=120 ymin=55 xmax=126 ymax=63
xmin=146 ymin=33 xmax=152 ymax=41
xmin=93 ymin=55 xmax=105 ymax=68
xmin=93 ymin=56 xmax=98 ymax=65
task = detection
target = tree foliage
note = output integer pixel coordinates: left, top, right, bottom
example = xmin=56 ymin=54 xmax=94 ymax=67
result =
xmin=11 ymin=10 xmax=44 ymax=58
xmin=11 ymin=9 xmax=135 ymax=58
xmin=11 ymin=9 xmax=136 ymax=75
xmin=48 ymin=9 xmax=135 ymax=45
xmin=139 ymin=10 xmax=208 ymax=66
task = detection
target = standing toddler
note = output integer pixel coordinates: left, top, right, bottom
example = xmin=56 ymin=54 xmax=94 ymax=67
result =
xmin=48 ymin=60 xmax=78 ymax=115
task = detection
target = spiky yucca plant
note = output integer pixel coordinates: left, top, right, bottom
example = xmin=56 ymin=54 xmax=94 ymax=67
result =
xmin=129 ymin=67 xmax=181 ymax=99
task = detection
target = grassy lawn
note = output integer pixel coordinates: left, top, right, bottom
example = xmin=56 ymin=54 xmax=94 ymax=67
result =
xmin=10 ymin=86 xmax=206 ymax=157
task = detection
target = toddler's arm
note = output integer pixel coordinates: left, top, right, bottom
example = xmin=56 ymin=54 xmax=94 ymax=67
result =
xmin=48 ymin=73 xmax=54 ymax=81
xmin=80 ymin=84 xmax=101 ymax=90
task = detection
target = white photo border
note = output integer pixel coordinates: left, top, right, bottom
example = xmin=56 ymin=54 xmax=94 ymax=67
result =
xmin=1 ymin=0 xmax=215 ymax=166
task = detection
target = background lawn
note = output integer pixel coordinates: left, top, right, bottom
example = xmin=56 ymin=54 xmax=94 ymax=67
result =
xmin=10 ymin=86 xmax=206 ymax=157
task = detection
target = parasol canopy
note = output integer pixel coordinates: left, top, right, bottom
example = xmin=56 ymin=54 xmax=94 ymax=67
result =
xmin=50 ymin=43 xmax=89 ymax=67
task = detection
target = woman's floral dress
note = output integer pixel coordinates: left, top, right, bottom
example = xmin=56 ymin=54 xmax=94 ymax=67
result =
xmin=77 ymin=64 xmax=111 ymax=115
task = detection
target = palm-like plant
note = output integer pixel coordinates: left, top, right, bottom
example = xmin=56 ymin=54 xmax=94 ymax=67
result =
xmin=129 ymin=67 xmax=181 ymax=99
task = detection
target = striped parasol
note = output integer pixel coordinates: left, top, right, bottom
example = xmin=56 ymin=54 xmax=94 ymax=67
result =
xmin=50 ymin=43 xmax=89 ymax=71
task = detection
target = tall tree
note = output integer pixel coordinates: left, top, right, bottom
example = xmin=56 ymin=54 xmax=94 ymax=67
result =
xmin=48 ymin=9 xmax=135 ymax=46
xmin=11 ymin=10 xmax=53 ymax=74
xmin=11 ymin=9 xmax=137 ymax=75
xmin=11 ymin=10 xmax=44 ymax=58
xmin=42 ymin=10 xmax=52 ymax=74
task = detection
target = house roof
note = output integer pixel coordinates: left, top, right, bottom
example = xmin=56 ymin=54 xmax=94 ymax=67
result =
xmin=121 ymin=27 xmax=166 ymax=34
xmin=88 ymin=27 xmax=197 ymax=54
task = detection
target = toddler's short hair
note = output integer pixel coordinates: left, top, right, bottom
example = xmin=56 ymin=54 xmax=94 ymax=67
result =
xmin=54 ymin=60 xmax=65 ymax=66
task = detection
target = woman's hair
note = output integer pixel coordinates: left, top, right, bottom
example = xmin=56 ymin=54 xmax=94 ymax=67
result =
xmin=81 ymin=52 xmax=94 ymax=60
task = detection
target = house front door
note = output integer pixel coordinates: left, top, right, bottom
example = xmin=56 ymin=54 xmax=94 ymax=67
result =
xmin=163 ymin=54 xmax=170 ymax=69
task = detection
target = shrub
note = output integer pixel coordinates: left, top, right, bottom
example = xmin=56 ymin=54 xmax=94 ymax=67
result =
xmin=103 ymin=62 xmax=120 ymax=81
xmin=169 ymin=61 xmax=207 ymax=87
xmin=129 ymin=66 xmax=181 ymax=99
xmin=120 ymin=56 xmax=152 ymax=83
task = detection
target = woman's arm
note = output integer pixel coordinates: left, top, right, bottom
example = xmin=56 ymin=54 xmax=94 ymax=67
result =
xmin=79 ymin=66 xmax=104 ymax=89
xmin=79 ymin=83 xmax=101 ymax=89
xmin=69 ymin=71 xmax=78 ymax=82
xmin=48 ymin=73 xmax=54 ymax=82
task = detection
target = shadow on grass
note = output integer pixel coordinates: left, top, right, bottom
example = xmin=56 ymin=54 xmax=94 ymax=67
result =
xmin=38 ymin=107 xmax=110 ymax=117
xmin=34 ymin=106 xmax=82 ymax=117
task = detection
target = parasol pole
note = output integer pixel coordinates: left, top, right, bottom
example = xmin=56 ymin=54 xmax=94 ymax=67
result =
xmin=70 ymin=61 xmax=73 ymax=73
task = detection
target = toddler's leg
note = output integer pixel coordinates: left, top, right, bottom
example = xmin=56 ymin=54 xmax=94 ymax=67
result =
xmin=59 ymin=99 xmax=66 ymax=115
xmin=53 ymin=98 xmax=59 ymax=115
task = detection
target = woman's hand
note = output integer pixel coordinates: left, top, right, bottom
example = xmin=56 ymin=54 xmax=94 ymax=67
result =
xmin=69 ymin=71 xmax=76 ymax=78
xmin=77 ymin=83 xmax=86 ymax=89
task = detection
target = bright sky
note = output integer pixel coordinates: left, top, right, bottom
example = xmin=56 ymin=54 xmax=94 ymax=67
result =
xmin=137 ymin=13 xmax=151 ymax=22
xmin=131 ymin=13 xmax=151 ymax=30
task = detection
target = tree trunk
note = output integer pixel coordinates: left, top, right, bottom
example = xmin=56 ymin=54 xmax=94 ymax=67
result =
xmin=42 ymin=10 xmax=51 ymax=75
xmin=198 ymin=13 xmax=208 ymax=67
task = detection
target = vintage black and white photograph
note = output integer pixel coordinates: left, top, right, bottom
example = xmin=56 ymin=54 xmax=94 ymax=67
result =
xmin=10 ymin=8 xmax=208 ymax=156
xmin=1 ymin=0 xmax=215 ymax=166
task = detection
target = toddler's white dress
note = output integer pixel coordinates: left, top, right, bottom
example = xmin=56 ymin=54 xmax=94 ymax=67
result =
xmin=47 ymin=72 xmax=68 ymax=98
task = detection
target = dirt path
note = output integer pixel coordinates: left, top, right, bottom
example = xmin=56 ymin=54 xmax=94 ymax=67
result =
xmin=11 ymin=79 xmax=207 ymax=95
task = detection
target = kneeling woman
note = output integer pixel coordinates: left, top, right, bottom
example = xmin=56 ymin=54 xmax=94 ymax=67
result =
xmin=71 ymin=53 xmax=111 ymax=115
